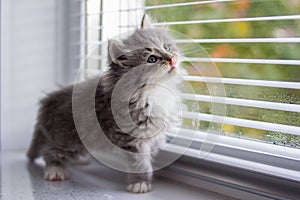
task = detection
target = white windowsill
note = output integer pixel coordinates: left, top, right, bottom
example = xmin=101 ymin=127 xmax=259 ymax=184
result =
xmin=1 ymin=150 xmax=234 ymax=200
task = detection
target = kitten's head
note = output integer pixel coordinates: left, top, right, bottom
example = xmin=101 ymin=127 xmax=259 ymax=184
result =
xmin=108 ymin=14 xmax=181 ymax=83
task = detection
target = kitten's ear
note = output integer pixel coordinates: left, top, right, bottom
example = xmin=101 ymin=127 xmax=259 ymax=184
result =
xmin=108 ymin=40 xmax=124 ymax=63
xmin=141 ymin=14 xmax=153 ymax=29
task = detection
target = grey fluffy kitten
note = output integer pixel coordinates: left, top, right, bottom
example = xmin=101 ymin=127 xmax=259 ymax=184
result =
xmin=27 ymin=15 xmax=181 ymax=193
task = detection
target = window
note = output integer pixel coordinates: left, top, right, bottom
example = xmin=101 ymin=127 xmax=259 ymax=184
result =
xmin=74 ymin=0 xmax=300 ymax=198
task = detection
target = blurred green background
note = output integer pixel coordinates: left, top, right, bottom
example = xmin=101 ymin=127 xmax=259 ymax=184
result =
xmin=146 ymin=0 xmax=300 ymax=148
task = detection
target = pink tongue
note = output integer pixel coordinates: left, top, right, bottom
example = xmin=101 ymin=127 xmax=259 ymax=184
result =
xmin=170 ymin=57 xmax=177 ymax=67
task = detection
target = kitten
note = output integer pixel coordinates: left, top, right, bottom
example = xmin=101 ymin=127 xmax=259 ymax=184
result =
xmin=27 ymin=14 xmax=181 ymax=193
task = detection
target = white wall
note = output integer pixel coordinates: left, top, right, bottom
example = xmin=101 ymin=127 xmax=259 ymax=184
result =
xmin=1 ymin=0 xmax=62 ymax=150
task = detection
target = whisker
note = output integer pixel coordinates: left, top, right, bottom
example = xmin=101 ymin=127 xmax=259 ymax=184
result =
xmin=181 ymin=47 xmax=203 ymax=52
xmin=181 ymin=46 xmax=211 ymax=53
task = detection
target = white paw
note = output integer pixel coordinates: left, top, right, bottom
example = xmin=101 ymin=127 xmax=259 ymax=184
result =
xmin=127 ymin=181 xmax=152 ymax=193
xmin=44 ymin=166 xmax=69 ymax=181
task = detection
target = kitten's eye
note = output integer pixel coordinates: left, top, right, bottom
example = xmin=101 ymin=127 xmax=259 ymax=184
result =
xmin=147 ymin=55 xmax=158 ymax=63
xmin=164 ymin=45 xmax=171 ymax=52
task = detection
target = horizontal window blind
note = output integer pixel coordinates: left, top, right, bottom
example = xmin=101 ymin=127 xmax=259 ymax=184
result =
xmin=74 ymin=0 xmax=300 ymax=181
xmin=147 ymin=0 xmax=300 ymax=146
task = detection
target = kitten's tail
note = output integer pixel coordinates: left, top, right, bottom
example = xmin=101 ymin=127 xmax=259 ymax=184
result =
xmin=27 ymin=127 xmax=44 ymax=162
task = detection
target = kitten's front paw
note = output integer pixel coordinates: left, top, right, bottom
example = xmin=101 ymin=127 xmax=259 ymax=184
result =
xmin=45 ymin=166 xmax=69 ymax=181
xmin=127 ymin=181 xmax=152 ymax=193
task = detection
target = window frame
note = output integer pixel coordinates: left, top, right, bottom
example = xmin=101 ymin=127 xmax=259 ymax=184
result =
xmin=158 ymin=152 xmax=300 ymax=200
xmin=166 ymin=129 xmax=300 ymax=181
xmin=161 ymin=128 xmax=300 ymax=199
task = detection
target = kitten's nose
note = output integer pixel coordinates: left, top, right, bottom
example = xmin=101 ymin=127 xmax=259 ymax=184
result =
xmin=169 ymin=56 xmax=177 ymax=68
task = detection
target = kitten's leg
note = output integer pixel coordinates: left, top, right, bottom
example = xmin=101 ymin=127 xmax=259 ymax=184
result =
xmin=126 ymin=154 xmax=153 ymax=193
xmin=43 ymin=151 xmax=69 ymax=181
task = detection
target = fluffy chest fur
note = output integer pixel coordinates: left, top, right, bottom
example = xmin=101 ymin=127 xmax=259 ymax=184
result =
xmin=95 ymin=75 xmax=180 ymax=153
xmin=131 ymin=83 xmax=180 ymax=152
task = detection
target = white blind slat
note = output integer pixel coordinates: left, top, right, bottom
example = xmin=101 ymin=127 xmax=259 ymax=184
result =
xmin=72 ymin=37 xmax=300 ymax=46
xmin=145 ymin=0 xmax=233 ymax=10
xmin=81 ymin=69 xmax=300 ymax=90
xmin=181 ymin=93 xmax=300 ymax=112
xmin=80 ymin=56 xmax=300 ymax=66
xmin=183 ymin=57 xmax=300 ymax=65
xmin=154 ymin=15 xmax=300 ymax=26
xmin=183 ymin=112 xmax=300 ymax=136
xmin=183 ymin=76 xmax=300 ymax=89
xmin=176 ymin=38 xmax=300 ymax=43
